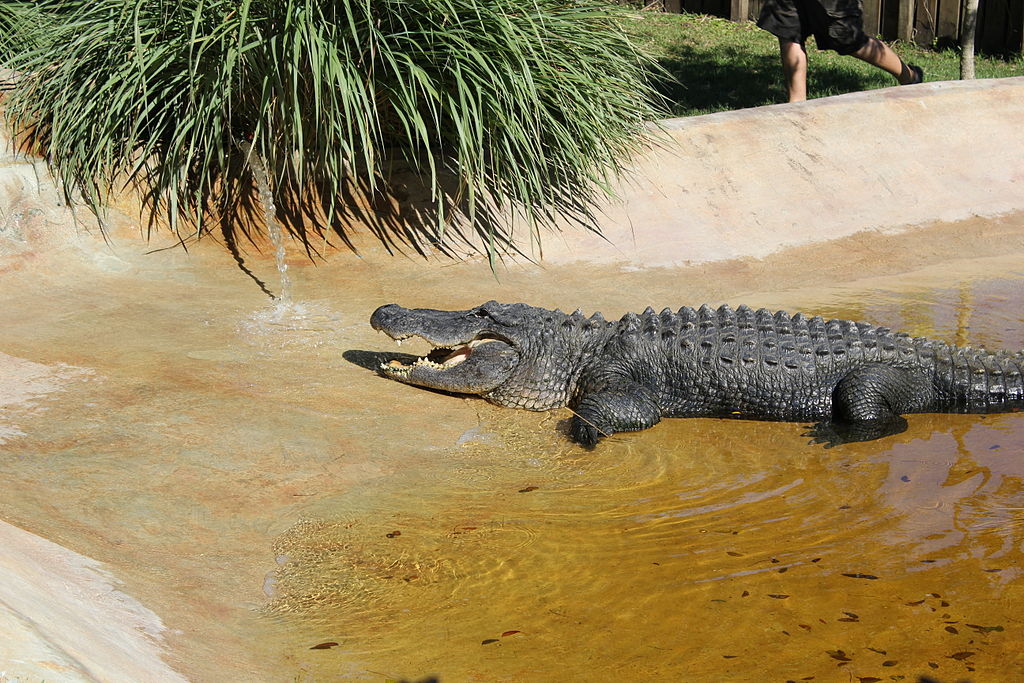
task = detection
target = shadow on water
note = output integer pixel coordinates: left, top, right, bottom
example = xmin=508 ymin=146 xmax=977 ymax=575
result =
xmin=343 ymin=348 xmax=416 ymax=372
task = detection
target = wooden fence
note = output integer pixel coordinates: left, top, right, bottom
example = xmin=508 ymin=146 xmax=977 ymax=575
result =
xmin=664 ymin=0 xmax=1023 ymax=55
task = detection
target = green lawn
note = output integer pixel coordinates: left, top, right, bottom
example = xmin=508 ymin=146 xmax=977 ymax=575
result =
xmin=627 ymin=11 xmax=1024 ymax=117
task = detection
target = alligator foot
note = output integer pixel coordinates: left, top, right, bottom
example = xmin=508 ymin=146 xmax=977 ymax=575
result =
xmin=804 ymin=416 xmax=908 ymax=448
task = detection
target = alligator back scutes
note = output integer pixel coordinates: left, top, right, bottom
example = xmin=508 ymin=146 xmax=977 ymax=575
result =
xmin=610 ymin=304 xmax=1024 ymax=407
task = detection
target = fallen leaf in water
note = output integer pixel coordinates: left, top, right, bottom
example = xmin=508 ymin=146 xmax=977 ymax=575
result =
xmin=928 ymin=662 xmax=938 ymax=669
xmin=965 ymin=623 xmax=1004 ymax=633
xmin=811 ymin=557 xmax=822 ymax=563
xmin=481 ymin=639 xmax=499 ymax=645
xmin=722 ymin=655 xmax=737 ymax=659
xmin=905 ymin=599 xmax=925 ymax=606
xmin=767 ymin=594 xmax=789 ymax=599
xmin=799 ymin=624 xmax=812 ymax=631
xmin=778 ymin=567 xmax=788 ymax=573
xmin=310 ymin=642 xmax=339 ymax=650
xmin=837 ymin=618 xmax=858 ymax=622
xmin=841 ymin=573 xmax=879 ymax=580
xmin=866 ymin=647 xmax=887 ymax=655
xmin=945 ymin=626 xmax=959 ymax=634
xmin=726 ymin=551 xmax=742 ymax=557
xmin=948 ymin=651 xmax=975 ymax=660
xmin=741 ymin=590 xmax=750 ymax=597
xmin=858 ymin=678 xmax=882 ymax=683
xmin=518 ymin=486 xmax=538 ymax=493
xmin=843 ymin=611 xmax=859 ymax=619
xmin=983 ymin=568 xmax=1003 ymax=572
xmin=882 ymin=660 xmax=897 ymax=666
xmin=501 ymin=630 xmax=521 ymax=637
xmin=825 ymin=650 xmax=851 ymax=662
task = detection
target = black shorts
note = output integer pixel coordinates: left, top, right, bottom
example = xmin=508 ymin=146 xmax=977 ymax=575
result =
xmin=757 ymin=0 xmax=869 ymax=55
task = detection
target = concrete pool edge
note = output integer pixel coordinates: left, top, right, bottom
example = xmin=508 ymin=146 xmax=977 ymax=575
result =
xmin=0 ymin=518 xmax=187 ymax=682
xmin=2 ymin=78 xmax=1023 ymax=273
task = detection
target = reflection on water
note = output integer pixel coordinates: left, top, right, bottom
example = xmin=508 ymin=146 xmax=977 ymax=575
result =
xmin=1 ymin=257 xmax=1023 ymax=681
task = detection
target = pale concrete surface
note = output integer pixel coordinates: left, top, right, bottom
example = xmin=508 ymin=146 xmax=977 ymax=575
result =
xmin=0 ymin=518 xmax=186 ymax=683
xmin=536 ymin=77 xmax=1024 ymax=267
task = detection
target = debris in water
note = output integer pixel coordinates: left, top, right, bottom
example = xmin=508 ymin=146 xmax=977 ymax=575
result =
xmin=310 ymin=641 xmax=339 ymax=650
xmin=481 ymin=639 xmax=499 ymax=645
xmin=501 ymin=630 xmax=521 ymax=637
xmin=518 ymin=486 xmax=538 ymax=493
xmin=965 ymin=623 xmax=1003 ymax=633
xmin=767 ymin=594 xmax=789 ymax=599
xmin=948 ymin=651 xmax=975 ymax=660
xmin=882 ymin=660 xmax=897 ymax=666
xmin=825 ymin=649 xmax=851 ymax=662
xmin=386 ymin=530 xmax=402 ymax=538
xmin=841 ymin=573 xmax=879 ymax=580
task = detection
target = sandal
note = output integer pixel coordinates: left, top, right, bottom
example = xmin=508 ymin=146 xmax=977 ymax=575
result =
xmin=903 ymin=64 xmax=925 ymax=85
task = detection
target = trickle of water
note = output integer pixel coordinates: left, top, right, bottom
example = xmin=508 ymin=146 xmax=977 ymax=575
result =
xmin=241 ymin=140 xmax=292 ymax=303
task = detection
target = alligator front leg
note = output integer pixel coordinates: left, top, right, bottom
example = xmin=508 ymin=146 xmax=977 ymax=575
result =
xmin=807 ymin=364 xmax=929 ymax=447
xmin=569 ymin=381 xmax=661 ymax=448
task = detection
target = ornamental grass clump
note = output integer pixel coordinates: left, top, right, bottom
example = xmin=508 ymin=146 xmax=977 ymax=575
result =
xmin=4 ymin=0 xmax=664 ymax=259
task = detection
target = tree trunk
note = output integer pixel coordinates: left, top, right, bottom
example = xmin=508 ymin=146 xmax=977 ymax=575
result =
xmin=960 ymin=0 xmax=980 ymax=79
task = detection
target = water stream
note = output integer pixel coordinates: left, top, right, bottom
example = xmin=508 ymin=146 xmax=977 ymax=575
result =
xmin=241 ymin=139 xmax=292 ymax=304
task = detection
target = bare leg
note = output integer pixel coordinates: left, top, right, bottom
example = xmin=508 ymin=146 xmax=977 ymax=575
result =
xmin=850 ymin=37 xmax=919 ymax=84
xmin=779 ymin=39 xmax=808 ymax=102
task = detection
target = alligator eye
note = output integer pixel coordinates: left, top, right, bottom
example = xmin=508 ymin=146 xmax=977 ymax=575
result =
xmin=471 ymin=308 xmax=490 ymax=318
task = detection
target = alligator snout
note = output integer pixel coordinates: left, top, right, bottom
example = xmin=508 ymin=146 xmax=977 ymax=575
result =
xmin=370 ymin=304 xmax=401 ymax=332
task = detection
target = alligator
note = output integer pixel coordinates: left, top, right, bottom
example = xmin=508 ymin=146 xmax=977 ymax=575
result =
xmin=369 ymin=301 xmax=1024 ymax=448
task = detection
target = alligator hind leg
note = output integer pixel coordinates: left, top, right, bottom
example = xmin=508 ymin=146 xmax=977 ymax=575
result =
xmin=569 ymin=382 xmax=661 ymax=449
xmin=807 ymin=364 xmax=930 ymax=448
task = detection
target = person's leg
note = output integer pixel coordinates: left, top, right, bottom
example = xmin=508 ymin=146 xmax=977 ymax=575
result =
xmin=849 ymin=36 xmax=922 ymax=84
xmin=779 ymin=39 xmax=808 ymax=102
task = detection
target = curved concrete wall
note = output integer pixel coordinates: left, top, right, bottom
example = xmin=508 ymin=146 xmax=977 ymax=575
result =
xmin=536 ymin=77 xmax=1024 ymax=267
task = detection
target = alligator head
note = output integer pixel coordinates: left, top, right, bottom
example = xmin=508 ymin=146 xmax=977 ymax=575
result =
xmin=369 ymin=301 xmax=585 ymax=411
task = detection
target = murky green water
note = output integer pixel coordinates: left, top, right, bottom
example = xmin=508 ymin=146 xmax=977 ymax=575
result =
xmin=1 ymin=245 xmax=1023 ymax=681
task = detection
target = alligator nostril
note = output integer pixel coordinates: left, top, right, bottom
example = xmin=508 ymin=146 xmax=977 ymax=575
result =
xmin=370 ymin=304 xmax=401 ymax=330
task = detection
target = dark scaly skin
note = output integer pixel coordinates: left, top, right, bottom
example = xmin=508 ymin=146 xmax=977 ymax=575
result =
xmin=370 ymin=301 xmax=1024 ymax=448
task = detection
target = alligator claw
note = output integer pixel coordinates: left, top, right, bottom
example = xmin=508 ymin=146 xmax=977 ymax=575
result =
xmin=569 ymin=417 xmax=601 ymax=450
